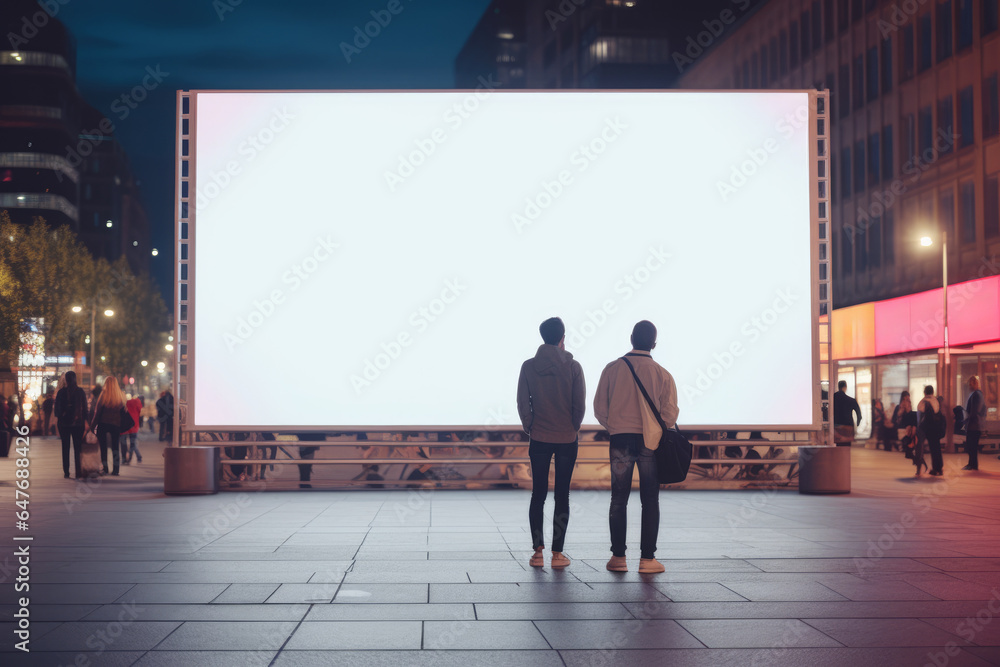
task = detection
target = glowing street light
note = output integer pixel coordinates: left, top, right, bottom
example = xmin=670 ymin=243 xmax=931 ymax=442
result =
xmin=165 ymin=344 xmax=174 ymax=352
xmin=141 ymin=360 xmax=148 ymax=367
xmin=151 ymin=248 xmax=159 ymax=257
xmin=72 ymin=303 xmax=115 ymax=377
xmin=920 ymin=236 xmax=933 ymax=247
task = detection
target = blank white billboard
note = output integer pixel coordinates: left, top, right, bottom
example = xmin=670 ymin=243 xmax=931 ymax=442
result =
xmin=190 ymin=90 xmax=818 ymax=430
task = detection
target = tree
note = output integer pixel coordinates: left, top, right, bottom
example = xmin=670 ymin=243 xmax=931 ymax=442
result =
xmin=0 ymin=213 xmax=170 ymax=385
xmin=0 ymin=213 xmax=93 ymax=362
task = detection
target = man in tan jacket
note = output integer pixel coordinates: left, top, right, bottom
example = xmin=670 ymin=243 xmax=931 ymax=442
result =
xmin=594 ymin=320 xmax=678 ymax=574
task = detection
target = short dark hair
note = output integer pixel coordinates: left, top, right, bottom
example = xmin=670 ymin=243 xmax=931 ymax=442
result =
xmin=539 ymin=317 xmax=565 ymax=345
xmin=65 ymin=371 xmax=77 ymax=388
xmin=631 ymin=320 xmax=657 ymax=351
xmin=924 ymin=384 xmax=934 ymax=396
xmin=838 ymin=380 xmax=847 ymax=390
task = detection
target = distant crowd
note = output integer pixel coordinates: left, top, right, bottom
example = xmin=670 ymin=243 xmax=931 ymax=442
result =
xmin=0 ymin=374 xmax=175 ymax=479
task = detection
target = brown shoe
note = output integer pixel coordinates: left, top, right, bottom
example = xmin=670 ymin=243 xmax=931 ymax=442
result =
xmin=551 ymin=552 xmax=570 ymax=569
xmin=606 ymin=556 xmax=627 ymax=572
xmin=529 ymin=547 xmax=544 ymax=568
xmin=638 ymin=558 xmax=665 ymax=574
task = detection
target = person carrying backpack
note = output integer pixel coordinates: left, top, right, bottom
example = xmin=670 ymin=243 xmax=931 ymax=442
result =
xmin=916 ymin=385 xmax=944 ymax=476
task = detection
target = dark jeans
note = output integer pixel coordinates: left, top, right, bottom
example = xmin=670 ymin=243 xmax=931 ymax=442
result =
xmin=927 ymin=435 xmax=943 ymax=473
xmin=528 ymin=439 xmax=578 ymax=552
xmin=966 ymin=430 xmax=982 ymax=469
xmin=58 ymin=423 xmax=84 ymax=477
xmin=609 ymin=433 xmax=659 ymax=560
xmin=120 ymin=432 xmax=140 ymax=462
xmin=119 ymin=432 xmax=129 ymax=462
xmin=97 ymin=424 xmax=121 ymax=473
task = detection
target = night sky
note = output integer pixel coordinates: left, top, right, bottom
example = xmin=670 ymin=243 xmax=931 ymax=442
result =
xmin=54 ymin=0 xmax=494 ymax=302
xmin=52 ymin=0 xmax=759 ymax=304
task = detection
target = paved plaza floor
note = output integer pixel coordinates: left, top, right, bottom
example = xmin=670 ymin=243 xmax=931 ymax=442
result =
xmin=3 ymin=433 xmax=1000 ymax=665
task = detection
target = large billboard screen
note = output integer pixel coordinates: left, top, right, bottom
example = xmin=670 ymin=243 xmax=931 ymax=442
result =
xmin=188 ymin=90 xmax=818 ymax=430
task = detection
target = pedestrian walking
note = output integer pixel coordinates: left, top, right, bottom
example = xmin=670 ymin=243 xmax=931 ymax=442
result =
xmin=89 ymin=377 xmax=127 ymax=476
xmin=916 ymin=385 xmax=943 ymax=476
xmin=42 ymin=390 xmax=54 ymax=436
xmin=156 ymin=390 xmax=174 ymax=442
xmin=594 ymin=321 xmax=678 ymax=574
xmin=833 ymin=381 xmax=862 ymax=446
xmin=121 ymin=395 xmax=143 ymax=464
xmin=517 ymin=317 xmax=586 ymax=569
xmin=55 ymin=371 xmax=89 ymax=479
xmin=964 ymin=376 xmax=987 ymax=471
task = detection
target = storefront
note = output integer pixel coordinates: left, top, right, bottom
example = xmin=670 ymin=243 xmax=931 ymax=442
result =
xmin=831 ymin=275 xmax=1000 ymax=449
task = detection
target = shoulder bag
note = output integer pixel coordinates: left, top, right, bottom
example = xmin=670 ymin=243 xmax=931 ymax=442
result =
xmin=620 ymin=357 xmax=692 ymax=484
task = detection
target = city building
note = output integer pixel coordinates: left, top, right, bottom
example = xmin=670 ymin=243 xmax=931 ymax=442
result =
xmin=678 ymin=0 xmax=1000 ymax=442
xmin=0 ymin=0 xmax=150 ymax=273
xmin=523 ymin=0 xmax=676 ymax=88
xmin=455 ymin=0 xmax=527 ymax=89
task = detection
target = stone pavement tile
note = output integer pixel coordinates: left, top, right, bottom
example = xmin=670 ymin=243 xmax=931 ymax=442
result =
xmin=650 ymin=582 xmax=749 ymax=602
xmin=341 ymin=571 xmax=471 ymax=584
xmin=0 ymin=652 xmax=145 ymax=666
xmin=558 ymin=647 xmax=995 ymax=666
xmin=423 ymin=620 xmax=548 ymax=650
xmin=285 ymin=621 xmax=422 ymax=650
xmin=154 ymin=621 xmax=296 ymax=651
xmin=305 ymin=603 xmax=475 ymax=621
xmin=133 ymin=650 xmax=277 ymax=666
xmin=922 ymin=617 xmax=1000 ymax=646
xmin=623 ymin=600 xmax=1000 ymax=620
xmin=9 ymin=584 xmax=135 ymax=606
xmin=429 ymin=582 xmax=665 ymax=604
xmin=352 ymin=550 xmax=430 ymax=560
xmin=114 ymin=583 xmax=229 ymax=604
xmin=211 ymin=584 xmax=280 ymax=604
xmin=161 ymin=560 xmax=351 ymax=573
xmin=30 ymin=621 xmax=180 ymax=652
xmin=904 ymin=578 xmax=1000 ymax=600
xmin=272 ymin=650 xmax=566 ymax=666
xmin=271 ymin=547 xmax=359 ymax=559
xmin=474 ymin=602 xmax=633 ymax=620
xmin=718 ymin=581 xmax=848 ymax=602
xmin=27 ymin=605 xmax=99 ymax=622
xmin=467 ymin=570 xmax=586 ymax=583
xmin=803 ymin=618 xmax=965 ymax=647
xmin=0 ymin=621 xmax=61 ymax=649
xmin=816 ymin=578 xmax=940 ymax=601
xmin=534 ymin=619 xmax=703 ymax=649
xmin=583 ymin=559 xmax=762 ymax=573
xmin=675 ymin=619 xmax=842 ymax=648
xmin=42 ymin=561 xmax=172 ymax=573
xmin=264 ymin=583 xmax=340 ymax=604
xmin=427 ymin=551 xmax=517 ymax=560
xmin=965 ymin=647 xmax=1000 ymax=663
xmin=333 ymin=583 xmax=428 ymax=604
xmin=916 ymin=558 xmax=1000 ymax=571
xmin=951 ymin=571 xmax=1000 ymax=585
xmin=82 ymin=604 xmax=309 ymax=622
xmin=745 ymin=558 xmax=938 ymax=573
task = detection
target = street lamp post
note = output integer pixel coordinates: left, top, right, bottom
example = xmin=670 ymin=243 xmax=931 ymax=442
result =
xmin=72 ymin=303 xmax=113 ymax=383
xmin=921 ymin=230 xmax=950 ymax=449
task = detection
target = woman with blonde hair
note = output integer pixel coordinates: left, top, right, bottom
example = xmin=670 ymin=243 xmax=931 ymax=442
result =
xmin=89 ymin=376 xmax=128 ymax=476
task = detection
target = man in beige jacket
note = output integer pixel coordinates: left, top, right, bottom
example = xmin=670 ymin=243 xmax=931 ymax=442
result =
xmin=594 ymin=320 xmax=678 ymax=574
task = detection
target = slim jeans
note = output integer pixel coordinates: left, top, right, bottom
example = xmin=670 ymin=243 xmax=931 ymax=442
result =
xmin=966 ymin=430 xmax=981 ymax=469
xmin=120 ymin=432 xmax=140 ymax=462
xmin=609 ymin=433 xmax=659 ymax=560
xmin=926 ymin=435 xmax=943 ymax=473
xmin=58 ymin=423 xmax=84 ymax=477
xmin=97 ymin=424 xmax=121 ymax=473
xmin=528 ymin=439 xmax=578 ymax=552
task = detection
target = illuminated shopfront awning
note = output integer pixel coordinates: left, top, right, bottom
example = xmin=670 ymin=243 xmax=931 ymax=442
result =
xmin=833 ymin=275 xmax=1000 ymax=360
